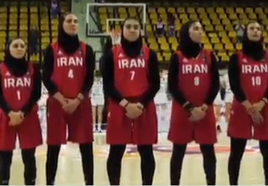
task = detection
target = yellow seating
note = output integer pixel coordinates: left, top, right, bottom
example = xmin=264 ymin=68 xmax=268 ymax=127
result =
xmin=0 ymin=1 xmax=69 ymax=62
xmin=97 ymin=4 xmax=268 ymax=62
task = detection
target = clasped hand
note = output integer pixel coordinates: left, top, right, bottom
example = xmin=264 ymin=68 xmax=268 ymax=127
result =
xmin=62 ymin=98 xmax=81 ymax=114
xmin=125 ymin=103 xmax=144 ymax=119
xmin=8 ymin=111 xmax=24 ymax=126
xmin=245 ymin=101 xmax=265 ymax=124
xmin=188 ymin=104 xmax=208 ymax=121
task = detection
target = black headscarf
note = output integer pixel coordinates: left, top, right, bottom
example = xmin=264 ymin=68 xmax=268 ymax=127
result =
xmin=58 ymin=12 xmax=80 ymax=54
xmin=4 ymin=38 xmax=28 ymax=77
xmin=242 ymin=22 xmax=265 ymax=61
xmin=120 ymin=17 xmax=143 ymax=58
xmin=177 ymin=20 xmax=202 ymax=58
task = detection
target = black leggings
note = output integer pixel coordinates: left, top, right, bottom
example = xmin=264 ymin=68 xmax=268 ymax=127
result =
xmin=0 ymin=148 xmax=36 ymax=185
xmin=107 ymin=145 xmax=155 ymax=185
xmin=170 ymin=144 xmax=216 ymax=185
xmin=228 ymin=138 xmax=268 ymax=185
xmin=46 ymin=143 xmax=93 ymax=185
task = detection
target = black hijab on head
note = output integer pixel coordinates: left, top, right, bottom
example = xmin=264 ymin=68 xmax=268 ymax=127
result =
xmin=4 ymin=38 xmax=28 ymax=77
xmin=58 ymin=12 xmax=80 ymax=54
xmin=177 ymin=20 xmax=202 ymax=58
xmin=242 ymin=22 xmax=265 ymax=61
xmin=120 ymin=17 xmax=143 ymax=58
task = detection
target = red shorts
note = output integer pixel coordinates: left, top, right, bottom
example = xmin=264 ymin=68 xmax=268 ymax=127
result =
xmin=46 ymin=97 xmax=93 ymax=145
xmin=0 ymin=106 xmax=42 ymax=151
xmin=228 ymin=102 xmax=268 ymax=140
xmin=106 ymin=100 xmax=158 ymax=145
xmin=168 ymin=102 xmax=217 ymax=144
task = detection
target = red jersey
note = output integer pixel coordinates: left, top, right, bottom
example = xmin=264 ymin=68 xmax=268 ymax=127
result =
xmin=0 ymin=63 xmax=34 ymax=111
xmin=176 ymin=50 xmax=211 ymax=106
xmin=237 ymin=51 xmax=268 ymax=102
xmin=113 ymin=45 xmax=150 ymax=98
xmin=51 ymin=42 xmax=87 ymax=98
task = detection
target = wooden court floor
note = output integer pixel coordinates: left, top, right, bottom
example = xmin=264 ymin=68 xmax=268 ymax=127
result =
xmin=9 ymin=133 xmax=264 ymax=185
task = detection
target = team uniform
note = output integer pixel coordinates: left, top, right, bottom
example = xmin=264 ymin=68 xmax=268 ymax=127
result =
xmin=227 ymin=48 xmax=268 ymax=185
xmin=168 ymin=50 xmax=217 ymax=144
xmin=213 ymin=91 xmax=223 ymax=106
xmin=0 ymin=63 xmax=42 ymax=150
xmin=228 ymin=51 xmax=268 ymax=139
xmin=106 ymin=45 xmax=158 ymax=144
xmin=91 ymin=78 xmax=104 ymax=106
xmin=46 ymin=42 xmax=93 ymax=145
xmin=103 ymin=41 xmax=159 ymax=185
xmin=38 ymin=83 xmax=48 ymax=141
xmin=222 ymin=73 xmax=233 ymax=104
xmin=154 ymin=77 xmax=168 ymax=105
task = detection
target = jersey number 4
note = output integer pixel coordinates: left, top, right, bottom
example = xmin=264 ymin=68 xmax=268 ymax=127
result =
xmin=251 ymin=76 xmax=261 ymax=86
xmin=68 ymin=69 xmax=74 ymax=79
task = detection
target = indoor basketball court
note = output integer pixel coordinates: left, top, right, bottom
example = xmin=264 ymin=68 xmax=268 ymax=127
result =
xmin=8 ymin=132 xmax=264 ymax=185
xmin=4 ymin=2 xmax=265 ymax=185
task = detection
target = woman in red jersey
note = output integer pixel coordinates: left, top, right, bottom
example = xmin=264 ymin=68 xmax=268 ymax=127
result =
xmin=168 ymin=20 xmax=220 ymax=185
xmin=228 ymin=21 xmax=268 ymax=185
xmin=0 ymin=38 xmax=42 ymax=185
xmin=42 ymin=13 xmax=95 ymax=185
xmin=102 ymin=17 xmax=160 ymax=185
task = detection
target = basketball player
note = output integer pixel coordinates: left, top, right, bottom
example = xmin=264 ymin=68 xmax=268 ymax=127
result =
xmin=168 ymin=20 xmax=220 ymax=185
xmin=91 ymin=71 xmax=104 ymax=132
xmin=42 ymin=13 xmax=95 ymax=185
xmin=154 ymin=70 xmax=168 ymax=109
xmin=222 ymin=73 xmax=233 ymax=123
xmin=102 ymin=17 xmax=160 ymax=185
xmin=214 ymin=75 xmax=224 ymax=133
xmin=0 ymin=38 xmax=42 ymax=185
xmin=228 ymin=21 xmax=268 ymax=185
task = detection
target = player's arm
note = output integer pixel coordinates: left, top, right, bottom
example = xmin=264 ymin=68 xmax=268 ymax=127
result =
xmin=77 ymin=44 xmax=95 ymax=101
xmin=42 ymin=45 xmax=58 ymax=94
xmin=42 ymin=45 xmax=65 ymax=104
xmin=0 ymin=73 xmax=11 ymax=114
xmin=168 ymin=53 xmax=194 ymax=111
xmin=228 ymin=53 xmax=249 ymax=107
xmin=204 ymin=52 xmax=220 ymax=106
xmin=102 ymin=49 xmax=126 ymax=107
xmin=139 ymin=49 xmax=160 ymax=107
xmin=21 ymin=64 xmax=42 ymax=116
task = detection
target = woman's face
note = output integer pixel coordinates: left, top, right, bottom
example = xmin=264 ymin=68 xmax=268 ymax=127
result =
xmin=188 ymin=21 xmax=203 ymax=43
xmin=62 ymin=14 xmax=79 ymax=35
xmin=9 ymin=38 xmax=26 ymax=59
xmin=123 ymin=19 xmax=140 ymax=42
xmin=247 ymin=22 xmax=262 ymax=41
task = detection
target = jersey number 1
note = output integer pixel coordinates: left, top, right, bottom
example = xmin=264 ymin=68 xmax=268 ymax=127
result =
xmin=17 ymin=90 xmax=21 ymax=100
xmin=68 ymin=69 xmax=74 ymax=79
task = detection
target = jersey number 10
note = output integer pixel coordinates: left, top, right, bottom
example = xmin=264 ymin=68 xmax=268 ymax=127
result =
xmin=251 ymin=76 xmax=261 ymax=86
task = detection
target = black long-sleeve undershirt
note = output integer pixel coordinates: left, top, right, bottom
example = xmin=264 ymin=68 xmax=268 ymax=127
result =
xmin=168 ymin=52 xmax=220 ymax=106
xmin=42 ymin=44 xmax=95 ymax=96
xmin=0 ymin=64 xmax=42 ymax=115
xmin=228 ymin=54 xmax=246 ymax=102
xmin=228 ymin=53 xmax=268 ymax=102
xmin=102 ymin=49 xmax=160 ymax=107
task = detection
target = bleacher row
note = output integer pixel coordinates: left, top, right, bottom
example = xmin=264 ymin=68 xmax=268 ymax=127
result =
xmin=97 ymin=5 xmax=268 ymax=62
xmin=0 ymin=1 xmax=267 ymax=63
xmin=0 ymin=1 xmax=69 ymax=62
